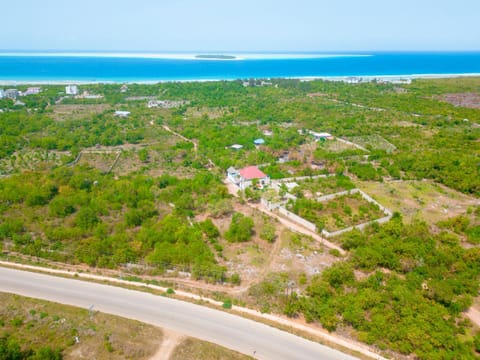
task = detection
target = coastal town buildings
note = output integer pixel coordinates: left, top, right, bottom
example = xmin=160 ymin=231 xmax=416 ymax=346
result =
xmin=23 ymin=87 xmax=41 ymax=96
xmin=0 ymin=89 xmax=4 ymax=99
xmin=65 ymin=85 xmax=79 ymax=95
xmin=4 ymin=89 xmax=19 ymax=100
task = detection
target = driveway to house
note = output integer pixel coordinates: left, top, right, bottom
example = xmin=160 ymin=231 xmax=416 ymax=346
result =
xmin=0 ymin=267 xmax=358 ymax=360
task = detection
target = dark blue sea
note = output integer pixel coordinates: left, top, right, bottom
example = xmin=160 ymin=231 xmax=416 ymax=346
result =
xmin=0 ymin=52 xmax=480 ymax=82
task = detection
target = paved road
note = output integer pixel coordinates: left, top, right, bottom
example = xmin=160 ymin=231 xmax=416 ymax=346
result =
xmin=0 ymin=267 xmax=358 ymax=360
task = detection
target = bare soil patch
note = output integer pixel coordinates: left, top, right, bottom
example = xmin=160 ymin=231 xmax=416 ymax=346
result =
xmin=150 ymin=330 xmax=184 ymax=360
xmin=186 ymin=106 xmax=234 ymax=119
xmin=51 ymin=104 xmax=111 ymax=121
xmin=357 ymin=180 xmax=480 ymax=224
xmin=170 ymin=337 xmax=252 ymax=360
xmin=0 ymin=292 xmax=163 ymax=360
xmin=439 ymin=92 xmax=480 ymax=109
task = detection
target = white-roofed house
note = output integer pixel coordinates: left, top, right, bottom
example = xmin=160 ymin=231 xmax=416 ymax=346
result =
xmin=114 ymin=111 xmax=131 ymax=117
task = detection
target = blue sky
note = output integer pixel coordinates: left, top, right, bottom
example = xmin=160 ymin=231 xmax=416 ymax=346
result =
xmin=1 ymin=0 xmax=479 ymax=51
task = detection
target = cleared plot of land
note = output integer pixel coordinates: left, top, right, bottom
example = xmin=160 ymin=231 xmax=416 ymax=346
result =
xmin=186 ymin=106 xmax=235 ymax=119
xmin=78 ymin=151 xmax=119 ymax=173
xmin=287 ymin=192 xmax=385 ymax=233
xmin=0 ymin=149 xmax=71 ymax=174
xmin=439 ymin=93 xmax=480 ymax=109
xmin=0 ymin=292 xmax=162 ymax=360
xmin=356 ymin=180 xmax=480 ymax=224
xmin=51 ymin=104 xmax=112 ymax=121
xmin=322 ymin=139 xmax=360 ymax=153
xmin=294 ymin=175 xmax=355 ymax=198
xmin=269 ymin=230 xmax=340 ymax=277
xmin=348 ymin=135 xmax=397 ymax=153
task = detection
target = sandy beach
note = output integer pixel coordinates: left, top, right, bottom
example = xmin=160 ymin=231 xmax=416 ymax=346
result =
xmin=0 ymin=73 xmax=479 ymax=86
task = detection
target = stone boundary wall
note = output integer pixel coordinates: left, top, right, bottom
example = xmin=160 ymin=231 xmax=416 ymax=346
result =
xmin=336 ymin=137 xmax=369 ymax=152
xmin=268 ymin=187 xmax=393 ymax=238
xmin=272 ymin=174 xmax=331 ymax=184
xmin=277 ymin=206 xmax=317 ymax=232
xmin=318 ymin=188 xmax=393 ymax=237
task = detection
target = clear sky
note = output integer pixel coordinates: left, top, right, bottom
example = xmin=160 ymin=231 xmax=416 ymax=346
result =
xmin=1 ymin=0 xmax=479 ymax=52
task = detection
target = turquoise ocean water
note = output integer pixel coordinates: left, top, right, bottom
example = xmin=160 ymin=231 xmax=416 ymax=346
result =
xmin=0 ymin=52 xmax=479 ymax=82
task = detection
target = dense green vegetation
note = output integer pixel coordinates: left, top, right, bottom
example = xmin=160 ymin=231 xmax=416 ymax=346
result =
xmin=287 ymin=216 xmax=480 ymax=359
xmin=0 ymin=167 xmax=229 ymax=282
xmin=0 ymin=77 xmax=479 ymax=359
xmin=0 ymin=334 xmax=62 ymax=360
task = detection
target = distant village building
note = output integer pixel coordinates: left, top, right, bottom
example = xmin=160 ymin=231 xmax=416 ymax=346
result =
xmin=254 ymin=138 xmax=265 ymax=146
xmin=79 ymin=91 xmax=103 ymax=99
xmin=230 ymin=144 xmax=243 ymax=150
xmin=309 ymin=130 xmax=334 ymax=141
xmin=4 ymin=89 xmax=19 ymax=100
xmin=22 ymin=87 xmax=41 ymax=96
xmin=262 ymin=130 xmax=273 ymax=136
xmin=14 ymin=100 xmax=26 ymax=107
xmin=228 ymin=166 xmax=270 ymax=190
xmin=0 ymin=89 xmax=4 ymax=99
xmin=345 ymin=77 xmax=360 ymax=84
xmin=147 ymin=100 xmax=189 ymax=109
xmin=114 ymin=110 xmax=131 ymax=117
xmin=278 ymin=151 xmax=290 ymax=163
xmin=65 ymin=85 xmax=79 ymax=96
xmin=120 ymin=84 xmax=129 ymax=93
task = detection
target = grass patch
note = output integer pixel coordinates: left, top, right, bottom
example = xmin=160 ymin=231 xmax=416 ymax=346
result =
xmin=0 ymin=292 xmax=162 ymax=359
xmin=171 ymin=337 xmax=253 ymax=360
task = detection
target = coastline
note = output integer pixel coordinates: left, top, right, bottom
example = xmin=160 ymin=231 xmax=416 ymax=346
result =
xmin=0 ymin=52 xmax=371 ymax=61
xmin=1 ymin=73 xmax=479 ymax=85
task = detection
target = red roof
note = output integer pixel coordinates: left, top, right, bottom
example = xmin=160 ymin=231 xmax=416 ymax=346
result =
xmin=239 ymin=166 xmax=267 ymax=180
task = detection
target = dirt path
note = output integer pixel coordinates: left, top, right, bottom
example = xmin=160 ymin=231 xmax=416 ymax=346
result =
xmin=466 ymin=306 xmax=480 ymax=328
xmin=225 ymin=179 xmax=346 ymax=255
xmin=162 ymin=125 xmax=198 ymax=153
xmin=150 ymin=329 xmax=184 ymax=360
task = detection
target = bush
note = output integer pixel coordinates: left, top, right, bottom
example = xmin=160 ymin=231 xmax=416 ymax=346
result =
xmin=260 ymin=223 xmax=276 ymax=243
xmin=230 ymin=273 xmax=241 ymax=285
xmin=225 ymin=212 xmax=254 ymax=242
xmin=222 ymin=299 xmax=232 ymax=309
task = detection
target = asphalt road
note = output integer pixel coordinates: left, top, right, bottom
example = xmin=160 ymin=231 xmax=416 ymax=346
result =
xmin=0 ymin=267 xmax=358 ymax=360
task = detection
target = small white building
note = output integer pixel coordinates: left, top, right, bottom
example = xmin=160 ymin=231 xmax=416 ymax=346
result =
xmin=65 ymin=85 xmax=79 ymax=95
xmin=309 ymin=130 xmax=334 ymax=141
xmin=114 ymin=110 xmax=131 ymax=117
xmin=230 ymin=144 xmax=243 ymax=150
xmin=23 ymin=87 xmax=41 ymax=96
xmin=0 ymin=89 xmax=4 ymax=99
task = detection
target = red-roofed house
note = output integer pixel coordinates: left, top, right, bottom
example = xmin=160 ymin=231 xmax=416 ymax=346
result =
xmin=238 ymin=166 xmax=270 ymax=190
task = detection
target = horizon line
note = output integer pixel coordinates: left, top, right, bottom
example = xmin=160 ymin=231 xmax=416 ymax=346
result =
xmin=1 ymin=49 xmax=480 ymax=53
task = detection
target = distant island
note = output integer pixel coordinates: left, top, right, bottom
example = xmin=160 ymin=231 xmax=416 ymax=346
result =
xmin=195 ymin=54 xmax=237 ymax=60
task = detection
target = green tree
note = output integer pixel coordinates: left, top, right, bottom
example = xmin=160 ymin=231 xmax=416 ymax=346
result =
xmin=225 ymin=212 xmax=254 ymax=242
